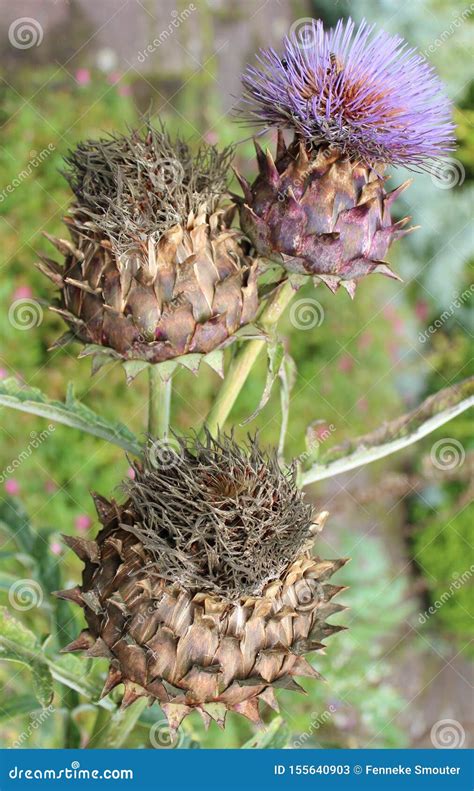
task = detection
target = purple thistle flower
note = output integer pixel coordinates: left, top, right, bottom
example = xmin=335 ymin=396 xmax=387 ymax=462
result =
xmin=239 ymin=18 xmax=455 ymax=168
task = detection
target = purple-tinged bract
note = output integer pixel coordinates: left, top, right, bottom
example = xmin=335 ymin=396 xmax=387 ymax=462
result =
xmin=240 ymin=18 xmax=454 ymax=168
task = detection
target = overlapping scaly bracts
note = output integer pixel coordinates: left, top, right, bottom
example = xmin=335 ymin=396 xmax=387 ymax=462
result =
xmin=233 ymin=134 xmax=413 ymax=295
xmin=233 ymin=18 xmax=454 ymax=293
xmin=37 ymin=124 xmax=258 ymax=366
xmin=240 ymin=18 xmax=454 ymax=168
xmin=56 ymin=435 xmax=347 ymax=733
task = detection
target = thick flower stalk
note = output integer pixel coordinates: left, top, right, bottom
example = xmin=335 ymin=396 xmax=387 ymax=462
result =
xmin=56 ymin=435 xmax=346 ymax=734
xmin=235 ymin=18 xmax=455 ymax=294
xmin=37 ymin=124 xmax=258 ymax=365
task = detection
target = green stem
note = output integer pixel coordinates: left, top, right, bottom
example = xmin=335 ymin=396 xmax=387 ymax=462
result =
xmin=92 ymin=698 xmax=148 ymax=749
xmin=148 ymin=368 xmax=172 ymax=438
xmin=202 ymin=280 xmax=295 ymax=436
xmin=86 ymin=706 xmax=113 ymax=749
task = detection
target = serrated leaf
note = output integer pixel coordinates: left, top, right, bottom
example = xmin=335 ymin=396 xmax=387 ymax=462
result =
xmin=0 ymin=607 xmax=53 ymax=707
xmin=241 ymin=338 xmax=284 ymax=426
xmin=0 ymin=378 xmax=141 ymax=455
xmin=241 ymin=716 xmax=290 ymax=749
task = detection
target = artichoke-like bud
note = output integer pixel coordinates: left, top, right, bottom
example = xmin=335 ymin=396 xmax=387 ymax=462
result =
xmin=236 ymin=18 xmax=454 ymax=295
xmin=37 ymin=124 xmax=258 ymax=368
xmin=56 ymin=435 xmax=346 ymax=734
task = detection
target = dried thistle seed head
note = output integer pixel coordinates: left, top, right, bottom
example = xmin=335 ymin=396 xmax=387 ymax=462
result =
xmin=63 ymin=121 xmax=233 ymax=256
xmin=37 ymin=123 xmax=259 ymax=366
xmin=122 ymin=433 xmax=315 ymax=599
xmin=57 ymin=438 xmax=347 ymax=730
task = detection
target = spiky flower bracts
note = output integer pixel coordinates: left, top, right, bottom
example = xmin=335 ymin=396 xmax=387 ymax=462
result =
xmin=57 ymin=435 xmax=346 ymax=733
xmin=38 ymin=124 xmax=258 ymax=366
xmin=235 ymin=18 xmax=454 ymax=294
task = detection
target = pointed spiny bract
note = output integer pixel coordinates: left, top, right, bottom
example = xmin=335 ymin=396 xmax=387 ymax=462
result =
xmin=37 ymin=123 xmax=259 ymax=365
xmin=234 ymin=134 xmax=413 ymax=291
xmin=239 ymin=18 xmax=454 ymax=169
xmin=58 ymin=435 xmax=347 ymax=731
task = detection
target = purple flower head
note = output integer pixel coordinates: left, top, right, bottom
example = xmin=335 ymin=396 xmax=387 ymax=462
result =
xmin=240 ymin=18 xmax=455 ymax=168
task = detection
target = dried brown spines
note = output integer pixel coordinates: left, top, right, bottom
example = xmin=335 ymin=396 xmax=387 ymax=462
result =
xmin=37 ymin=125 xmax=259 ymax=365
xmin=56 ymin=438 xmax=347 ymax=734
xmin=58 ymin=500 xmax=347 ymax=734
xmin=233 ymin=133 xmax=414 ymax=296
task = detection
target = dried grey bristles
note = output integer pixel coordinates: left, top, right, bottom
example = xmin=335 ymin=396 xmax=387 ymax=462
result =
xmin=121 ymin=433 xmax=315 ymax=599
xmin=62 ymin=121 xmax=234 ymax=255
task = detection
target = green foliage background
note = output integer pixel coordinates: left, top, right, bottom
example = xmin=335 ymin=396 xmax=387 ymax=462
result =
xmin=0 ymin=0 xmax=472 ymax=749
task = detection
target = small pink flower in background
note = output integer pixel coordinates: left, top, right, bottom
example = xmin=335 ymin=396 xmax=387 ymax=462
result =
xmin=107 ymin=71 xmax=121 ymax=85
xmin=383 ymin=304 xmax=403 ymax=335
xmin=5 ymin=479 xmax=20 ymax=496
xmin=383 ymin=305 xmax=396 ymax=321
xmin=0 ymin=368 xmax=8 ymax=380
xmin=357 ymin=398 xmax=368 ymax=414
xmin=75 ymin=514 xmax=92 ymax=532
xmin=358 ymin=331 xmax=374 ymax=352
xmin=388 ymin=341 xmax=400 ymax=362
xmin=415 ymin=300 xmax=429 ymax=322
xmin=117 ymin=84 xmax=131 ymax=97
xmin=204 ymin=131 xmax=218 ymax=145
xmin=127 ymin=466 xmax=136 ymax=480
xmin=44 ymin=479 xmax=58 ymax=494
xmin=75 ymin=68 xmax=91 ymax=86
xmin=50 ymin=541 xmax=62 ymax=556
xmin=338 ymin=354 xmax=354 ymax=373
xmin=312 ymin=421 xmax=331 ymax=442
xmin=12 ymin=285 xmax=33 ymax=301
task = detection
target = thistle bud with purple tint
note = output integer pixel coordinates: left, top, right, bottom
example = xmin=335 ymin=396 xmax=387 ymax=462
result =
xmin=235 ymin=18 xmax=455 ymax=295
